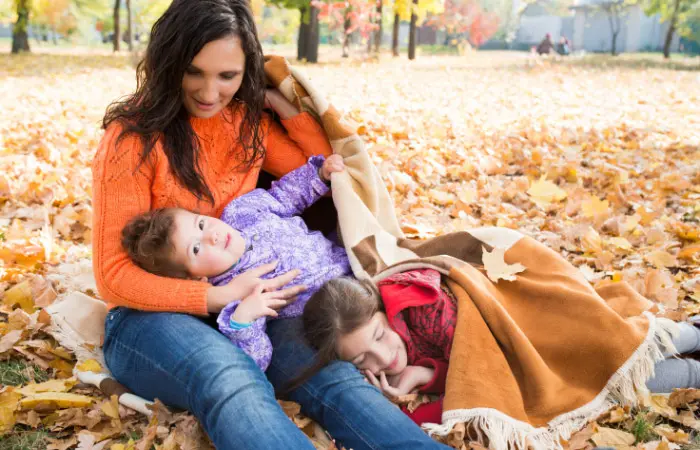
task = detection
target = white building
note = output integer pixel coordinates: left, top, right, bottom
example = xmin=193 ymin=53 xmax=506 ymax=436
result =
xmin=515 ymin=0 xmax=681 ymax=53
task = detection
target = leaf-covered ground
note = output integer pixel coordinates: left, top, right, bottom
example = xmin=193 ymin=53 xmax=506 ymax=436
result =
xmin=0 ymin=50 xmax=699 ymax=450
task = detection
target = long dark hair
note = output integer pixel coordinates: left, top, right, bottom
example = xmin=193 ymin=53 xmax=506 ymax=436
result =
xmin=103 ymin=0 xmax=266 ymax=204
xmin=284 ymin=278 xmax=382 ymax=393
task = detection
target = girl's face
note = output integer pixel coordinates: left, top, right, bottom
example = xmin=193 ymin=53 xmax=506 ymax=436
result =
xmin=169 ymin=209 xmax=246 ymax=279
xmin=182 ymin=36 xmax=246 ymax=119
xmin=335 ymin=312 xmax=408 ymax=377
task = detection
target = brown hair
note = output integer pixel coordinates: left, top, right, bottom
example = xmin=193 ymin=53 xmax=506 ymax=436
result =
xmin=121 ymin=208 xmax=190 ymax=279
xmin=285 ymin=277 xmax=382 ymax=393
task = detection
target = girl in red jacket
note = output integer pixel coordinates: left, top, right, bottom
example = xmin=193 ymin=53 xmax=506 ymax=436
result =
xmin=301 ymin=270 xmax=700 ymax=426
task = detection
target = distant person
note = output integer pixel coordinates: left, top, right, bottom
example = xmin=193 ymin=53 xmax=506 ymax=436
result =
xmin=557 ymin=37 xmax=571 ymax=56
xmin=536 ymin=33 xmax=554 ymax=55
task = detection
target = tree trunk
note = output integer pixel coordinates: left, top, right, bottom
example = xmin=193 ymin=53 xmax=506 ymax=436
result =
xmin=11 ymin=0 xmax=31 ymax=54
xmin=126 ymin=0 xmax=134 ymax=51
xmin=408 ymin=0 xmax=418 ymax=60
xmin=297 ymin=7 xmax=308 ymax=61
xmin=392 ymin=13 xmax=399 ymax=56
xmin=342 ymin=12 xmax=351 ymax=57
xmin=606 ymin=4 xmax=621 ymax=56
xmin=663 ymin=0 xmax=681 ymax=58
xmin=367 ymin=10 xmax=373 ymax=53
xmin=375 ymin=0 xmax=383 ymax=53
xmin=113 ymin=0 xmax=121 ymax=52
xmin=306 ymin=2 xmax=320 ymax=63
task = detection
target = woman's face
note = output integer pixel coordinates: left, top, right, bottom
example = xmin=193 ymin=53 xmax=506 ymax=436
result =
xmin=182 ymin=36 xmax=246 ymax=119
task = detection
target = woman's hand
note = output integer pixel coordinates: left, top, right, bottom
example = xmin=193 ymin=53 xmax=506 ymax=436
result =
xmin=206 ymin=261 xmax=305 ymax=313
xmin=264 ymin=89 xmax=299 ymax=120
xmin=364 ymin=366 xmax=435 ymax=398
xmin=231 ymin=283 xmax=295 ymax=323
xmin=320 ymin=154 xmax=345 ymax=182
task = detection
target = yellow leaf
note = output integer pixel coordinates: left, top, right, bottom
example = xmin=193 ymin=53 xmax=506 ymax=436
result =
xmin=608 ymin=237 xmax=632 ymax=251
xmin=646 ymin=251 xmax=679 ymax=268
xmin=527 ymin=175 xmax=567 ymax=207
xmin=100 ymin=395 xmax=120 ymax=420
xmin=0 ymin=389 xmax=22 ymax=434
xmin=654 ymin=425 xmax=690 ymax=444
xmin=481 ymin=247 xmax=526 ymax=283
xmin=582 ymin=196 xmax=611 ymax=218
xmin=20 ymin=392 xmax=93 ymax=410
xmin=3 ymin=280 xmax=35 ymax=313
xmin=678 ymin=244 xmax=700 ymax=262
xmin=76 ymin=359 xmax=103 ymax=373
xmin=16 ymin=379 xmax=77 ymax=396
xmin=591 ymin=425 xmax=635 ymax=447
xmin=581 ymin=227 xmax=603 ymax=254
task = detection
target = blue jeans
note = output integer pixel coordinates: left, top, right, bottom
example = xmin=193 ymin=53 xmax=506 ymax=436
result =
xmin=104 ymin=307 xmax=449 ymax=450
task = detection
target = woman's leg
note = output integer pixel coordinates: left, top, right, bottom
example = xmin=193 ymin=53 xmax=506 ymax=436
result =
xmin=104 ymin=307 xmax=315 ymax=450
xmin=647 ymin=358 xmax=700 ymax=393
xmin=266 ymin=317 xmax=451 ymax=450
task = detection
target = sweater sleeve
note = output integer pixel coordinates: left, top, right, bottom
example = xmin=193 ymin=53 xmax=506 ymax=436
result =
xmin=263 ymin=155 xmax=329 ymax=217
xmin=91 ymin=125 xmax=209 ymax=315
xmin=401 ymin=399 xmax=443 ymax=426
xmin=216 ymin=301 xmax=272 ymax=371
xmin=261 ymin=112 xmax=333 ymax=178
xmin=415 ymin=357 xmax=449 ymax=394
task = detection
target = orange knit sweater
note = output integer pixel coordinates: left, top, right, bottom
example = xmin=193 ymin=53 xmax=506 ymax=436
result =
xmin=92 ymin=109 xmax=333 ymax=316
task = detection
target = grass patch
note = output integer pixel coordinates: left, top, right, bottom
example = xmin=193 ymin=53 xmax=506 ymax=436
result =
xmin=0 ymin=359 xmax=50 ymax=386
xmin=553 ymin=52 xmax=700 ymax=71
xmin=631 ymin=411 xmax=657 ymax=443
xmin=0 ymin=428 xmax=50 ymax=450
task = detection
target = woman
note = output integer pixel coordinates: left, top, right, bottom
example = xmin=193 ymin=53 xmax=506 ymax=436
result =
xmin=93 ymin=0 xmax=449 ymax=449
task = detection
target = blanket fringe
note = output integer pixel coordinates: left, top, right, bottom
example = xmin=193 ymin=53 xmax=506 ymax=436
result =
xmin=422 ymin=313 xmax=679 ymax=450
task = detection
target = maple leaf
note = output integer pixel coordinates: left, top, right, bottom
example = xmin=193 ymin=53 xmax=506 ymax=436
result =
xmin=526 ymin=175 xmax=567 ymax=207
xmin=481 ymin=246 xmax=526 ymax=283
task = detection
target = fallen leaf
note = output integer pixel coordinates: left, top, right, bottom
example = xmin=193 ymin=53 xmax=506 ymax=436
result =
xmin=668 ymin=388 xmax=700 ymax=408
xmin=566 ymin=422 xmax=596 ymax=450
xmin=653 ymin=425 xmax=689 ymax=444
xmin=16 ymin=378 xmax=77 ymax=396
xmin=46 ymin=435 xmax=79 ymax=450
xmin=20 ymin=392 xmax=94 ymax=410
xmin=76 ymin=359 xmax=104 ymax=373
xmin=527 ymin=175 xmax=567 ymax=207
xmin=0 ymin=329 xmax=23 ymax=354
xmin=591 ymin=425 xmax=635 ymax=447
xmin=481 ymin=246 xmax=526 ymax=283
xmin=581 ymin=196 xmax=610 ymax=219
xmin=646 ymin=251 xmax=679 ymax=269
xmin=100 ymin=395 xmax=121 ymax=420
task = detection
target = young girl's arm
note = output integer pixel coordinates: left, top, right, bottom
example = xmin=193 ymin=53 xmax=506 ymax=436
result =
xmin=215 ymin=285 xmax=291 ymax=371
xmin=236 ymin=155 xmax=331 ymax=218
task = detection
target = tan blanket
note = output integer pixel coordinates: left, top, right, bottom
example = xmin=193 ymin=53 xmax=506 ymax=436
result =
xmin=47 ymin=56 xmax=678 ymax=449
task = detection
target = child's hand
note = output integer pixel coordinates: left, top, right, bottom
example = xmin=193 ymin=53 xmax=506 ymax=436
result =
xmin=264 ymin=89 xmax=298 ymax=120
xmin=320 ymin=154 xmax=345 ymax=182
xmin=364 ymin=365 xmax=435 ymax=398
xmin=230 ymin=283 xmax=297 ymax=324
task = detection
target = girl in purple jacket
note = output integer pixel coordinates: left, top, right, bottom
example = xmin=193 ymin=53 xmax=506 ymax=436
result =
xmin=120 ymin=154 xmax=350 ymax=370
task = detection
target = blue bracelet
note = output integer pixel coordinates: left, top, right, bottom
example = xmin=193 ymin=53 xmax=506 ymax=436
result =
xmin=228 ymin=319 xmax=252 ymax=330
